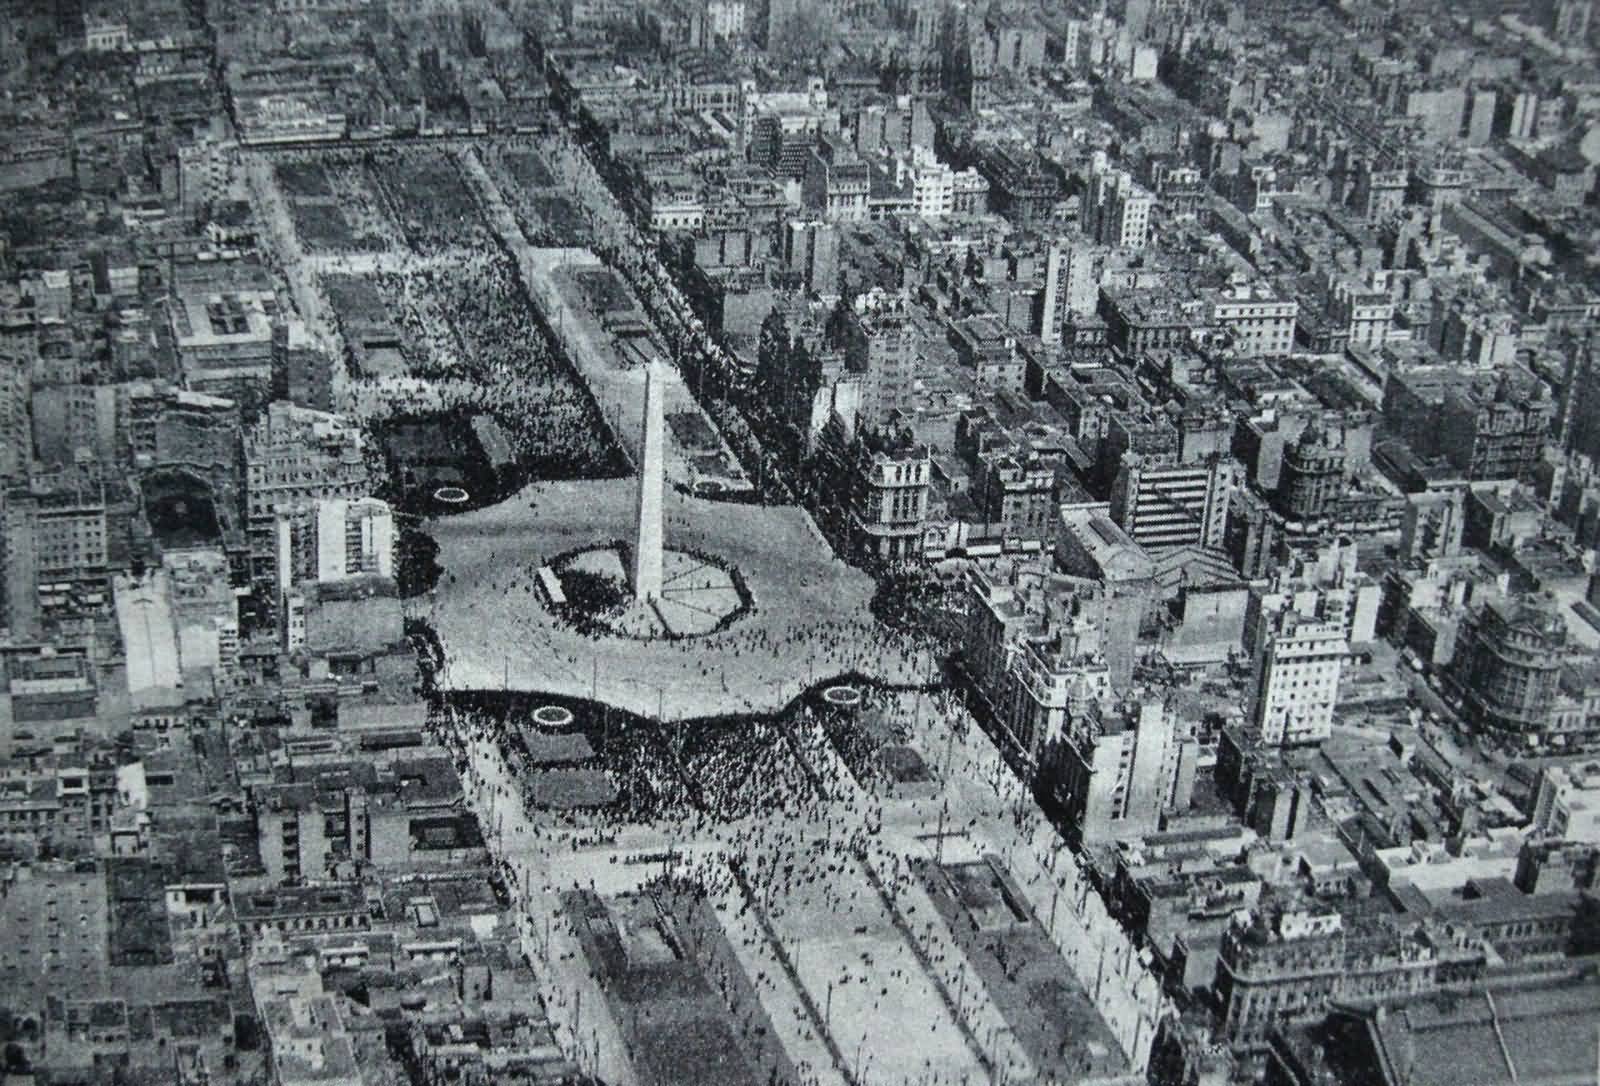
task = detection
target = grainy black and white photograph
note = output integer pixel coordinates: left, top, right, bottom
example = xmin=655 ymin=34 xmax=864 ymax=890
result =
xmin=1 ymin=0 xmax=1599 ymax=1083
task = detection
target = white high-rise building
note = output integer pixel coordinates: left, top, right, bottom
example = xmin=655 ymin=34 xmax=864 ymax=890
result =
xmin=1083 ymin=167 xmax=1153 ymax=249
xmin=895 ymin=147 xmax=956 ymax=219
xmin=1250 ymin=611 xmax=1347 ymax=746
xmin=1039 ymin=241 xmax=1102 ymax=344
xmin=275 ymin=497 xmax=394 ymax=594
xmin=1530 ymin=763 xmax=1600 ymax=842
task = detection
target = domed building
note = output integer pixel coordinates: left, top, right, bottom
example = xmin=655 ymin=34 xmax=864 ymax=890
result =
xmin=1455 ymin=597 xmax=1568 ymax=742
xmin=1275 ymin=421 xmax=1346 ymax=523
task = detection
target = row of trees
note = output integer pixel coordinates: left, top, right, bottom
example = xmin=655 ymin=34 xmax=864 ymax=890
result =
xmin=754 ymin=308 xmax=826 ymax=454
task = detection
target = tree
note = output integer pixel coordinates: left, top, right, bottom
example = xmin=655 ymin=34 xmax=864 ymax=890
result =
xmin=756 ymin=309 xmax=792 ymax=401
xmin=784 ymin=338 xmax=824 ymax=439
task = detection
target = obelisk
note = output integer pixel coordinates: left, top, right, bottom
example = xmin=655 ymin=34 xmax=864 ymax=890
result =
xmin=631 ymin=358 xmax=665 ymax=600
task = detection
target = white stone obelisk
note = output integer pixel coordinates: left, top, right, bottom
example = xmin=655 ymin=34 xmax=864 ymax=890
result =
xmin=631 ymin=358 xmax=665 ymax=600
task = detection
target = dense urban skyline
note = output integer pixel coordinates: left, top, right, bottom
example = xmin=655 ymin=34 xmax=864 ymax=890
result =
xmin=1 ymin=0 xmax=1599 ymax=1085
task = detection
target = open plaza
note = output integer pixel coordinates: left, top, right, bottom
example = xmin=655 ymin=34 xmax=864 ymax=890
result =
xmin=417 ymin=477 xmax=923 ymax=721
xmin=440 ymin=673 xmax=1161 ymax=1086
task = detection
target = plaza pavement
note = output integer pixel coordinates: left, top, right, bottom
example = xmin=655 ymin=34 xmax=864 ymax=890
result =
xmin=418 ymin=477 xmax=921 ymax=721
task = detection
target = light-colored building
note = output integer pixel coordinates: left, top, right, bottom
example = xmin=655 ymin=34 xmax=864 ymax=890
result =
xmin=1249 ymin=611 xmax=1347 ymax=746
xmin=1039 ymin=240 xmax=1101 ymax=346
xmin=275 ymin=497 xmax=395 ymax=595
xmin=1082 ymin=167 xmax=1153 ymax=249
xmin=1399 ymin=487 xmax=1466 ymax=561
xmin=245 ymin=403 xmax=369 ymax=579
xmin=703 ymin=0 xmax=745 ymax=39
xmin=164 ymin=548 xmax=238 ymax=677
xmin=848 ymin=434 xmax=930 ymax=561
xmin=1057 ymin=695 xmax=1197 ymax=845
xmin=113 ymin=571 xmax=185 ymax=715
xmin=1247 ymin=540 xmax=1381 ymax=650
xmin=1209 ymin=283 xmax=1298 ymax=358
xmin=1109 ymin=454 xmax=1238 ymax=552
xmin=1328 ymin=273 xmax=1394 ymax=351
xmin=895 ymin=147 xmax=955 ymax=217
xmin=168 ymin=286 xmax=276 ymax=402
xmin=1530 ymin=762 xmax=1600 ymax=842
xmin=1056 ymin=504 xmax=1155 ymax=583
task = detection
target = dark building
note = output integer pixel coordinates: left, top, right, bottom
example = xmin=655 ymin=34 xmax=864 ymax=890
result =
xmin=1275 ymin=423 xmax=1346 ymax=523
xmin=1453 ymin=598 xmax=1567 ymax=742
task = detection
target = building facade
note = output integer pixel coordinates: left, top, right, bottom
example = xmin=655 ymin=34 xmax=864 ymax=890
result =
xmin=1250 ymin=611 xmax=1348 ymax=745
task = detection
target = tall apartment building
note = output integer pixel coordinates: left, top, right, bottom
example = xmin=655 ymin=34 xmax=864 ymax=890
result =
xmin=1383 ymin=367 xmax=1555 ymax=482
xmin=853 ymin=96 xmax=934 ymax=155
xmin=782 ymin=218 xmax=839 ymax=295
xmin=1082 ymin=168 xmax=1153 ymax=249
xmin=2 ymin=493 xmax=110 ymax=636
xmin=976 ymin=454 xmax=1055 ymax=541
xmin=1 ymin=351 xmax=31 ymax=481
xmin=965 ymin=567 xmax=1132 ymax=767
xmin=1054 ymin=506 xmax=1155 ymax=688
xmin=1037 ymin=241 xmax=1100 ymax=345
xmin=273 ymin=318 xmax=335 ymax=413
xmin=801 ymin=136 xmax=871 ymax=222
xmin=1109 ymin=453 xmax=1238 ymax=552
xmin=1559 ymin=335 xmax=1599 ymax=463
xmin=1544 ymin=0 xmax=1593 ymax=39
xmin=1246 ymin=539 xmax=1381 ymax=651
xmin=698 ymin=0 xmax=745 ymax=41
xmin=1399 ymin=487 xmax=1466 ymax=560
xmin=30 ymin=385 xmax=118 ymax=469
xmin=244 ymin=403 xmax=369 ymax=580
xmin=275 ymin=497 xmax=395 ymax=595
xmin=1250 ymin=610 xmax=1348 ymax=746
xmin=1056 ymin=696 xmax=1198 ymax=845
xmin=834 ymin=290 xmax=920 ymax=433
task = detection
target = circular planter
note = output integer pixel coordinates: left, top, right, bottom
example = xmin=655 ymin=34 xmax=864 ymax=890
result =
xmin=531 ymin=704 xmax=576 ymax=731
xmin=823 ymin=685 xmax=862 ymax=708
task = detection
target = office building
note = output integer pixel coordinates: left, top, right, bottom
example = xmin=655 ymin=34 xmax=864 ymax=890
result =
xmin=1454 ymin=597 xmax=1567 ymax=743
xmin=1250 ymin=611 xmax=1348 ymax=746
xmin=1056 ymin=695 xmax=1197 ymax=846
xmin=275 ymin=497 xmax=395 ymax=595
xmin=1082 ymin=168 xmax=1153 ymax=249
xmin=1110 ymin=454 xmax=1239 ymax=553
xmin=1530 ymin=762 xmax=1600 ymax=842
